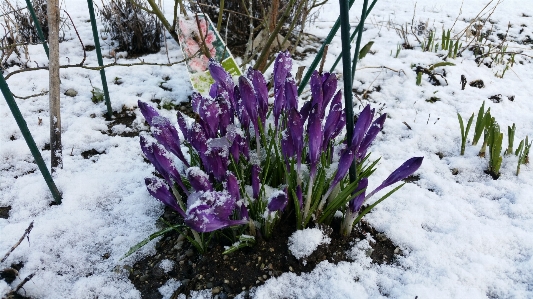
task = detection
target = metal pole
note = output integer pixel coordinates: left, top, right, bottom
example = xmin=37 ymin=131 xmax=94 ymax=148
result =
xmin=297 ymin=0 xmax=378 ymax=95
xmin=86 ymin=0 xmax=113 ymax=120
xmin=24 ymin=0 xmax=49 ymax=58
xmin=338 ymin=0 xmax=356 ymax=183
xmin=0 ymin=74 xmax=62 ymax=204
xmin=350 ymin=0 xmax=369 ymax=84
xmin=330 ymin=0 xmax=376 ymax=73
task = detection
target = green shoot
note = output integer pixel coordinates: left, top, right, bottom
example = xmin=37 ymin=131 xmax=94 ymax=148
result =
xmin=505 ymin=123 xmax=516 ymax=155
xmin=458 ymin=112 xmax=474 ymax=155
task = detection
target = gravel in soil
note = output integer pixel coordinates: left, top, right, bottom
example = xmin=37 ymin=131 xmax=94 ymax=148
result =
xmin=129 ymin=207 xmax=401 ymax=299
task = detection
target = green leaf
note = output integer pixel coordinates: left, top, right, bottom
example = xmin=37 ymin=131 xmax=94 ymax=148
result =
xmin=359 ymin=41 xmax=374 ymax=59
xmin=121 ymin=225 xmax=180 ymax=260
xmin=352 ymin=183 xmax=406 ymax=225
xmin=429 ymin=62 xmax=455 ymax=70
xmin=223 ymin=235 xmax=255 ymax=254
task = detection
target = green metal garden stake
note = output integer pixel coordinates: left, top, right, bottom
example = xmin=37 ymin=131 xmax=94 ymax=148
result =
xmin=0 ymin=73 xmax=62 ymax=204
xmin=329 ymin=0 xmax=378 ymax=73
xmin=86 ymin=0 xmax=113 ymax=120
xmin=350 ymin=0 xmax=369 ymax=85
xmin=297 ymin=0 xmax=378 ymax=95
xmin=24 ymin=0 xmax=49 ymax=58
xmin=338 ymin=0 xmax=356 ymax=182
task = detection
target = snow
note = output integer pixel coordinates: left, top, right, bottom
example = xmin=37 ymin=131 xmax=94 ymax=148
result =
xmin=158 ymin=278 xmax=181 ymax=299
xmin=288 ymin=228 xmax=331 ymax=261
xmin=1 ymin=0 xmax=533 ymax=298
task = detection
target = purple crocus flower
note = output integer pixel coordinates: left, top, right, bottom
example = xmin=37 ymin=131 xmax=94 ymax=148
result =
xmin=216 ymin=94 xmax=233 ymax=135
xmin=285 ymin=75 xmax=298 ymax=111
xmin=185 ymin=190 xmax=247 ymax=232
xmin=267 ymin=189 xmax=288 ymax=212
xmin=151 ymin=115 xmax=190 ymax=168
xmin=348 ymin=178 xmax=368 ymax=213
xmin=152 ymin=143 xmax=188 ymax=194
xmin=138 ymin=100 xmax=159 ymax=125
xmin=191 ymin=92 xmax=203 ymax=115
xmin=227 ymin=172 xmax=249 ymax=220
xmin=196 ymin=93 xmax=221 ymax=138
xmin=248 ymin=68 xmax=268 ymax=126
xmin=320 ymin=73 xmax=338 ymax=118
xmin=307 ymin=104 xmax=323 ymax=177
xmin=365 ymin=157 xmax=424 ymax=200
xmin=350 ymin=105 xmax=374 ymax=152
xmin=300 ymin=101 xmax=312 ymax=124
xmin=234 ymin=86 xmax=250 ymax=130
xmin=176 ymin=112 xmax=189 ymax=141
xmin=208 ymin=59 xmax=235 ymax=103
xmin=187 ymin=167 xmax=213 ymax=192
xmin=310 ymin=71 xmax=324 ymax=114
xmin=145 ymin=177 xmax=185 ymax=217
xmin=189 ymin=122 xmax=208 ymax=157
xmin=273 ymin=51 xmax=292 ymax=126
xmin=239 ymin=77 xmax=259 ymax=134
xmin=322 ymin=91 xmax=345 ymax=152
xmin=356 ymin=113 xmax=386 ymax=161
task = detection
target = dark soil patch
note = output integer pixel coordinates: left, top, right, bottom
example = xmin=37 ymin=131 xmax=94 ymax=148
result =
xmin=488 ymin=94 xmax=502 ymax=103
xmin=469 ymin=79 xmax=485 ymax=88
xmin=403 ymin=174 xmax=421 ymax=183
xmin=0 ymin=206 xmax=11 ymax=219
xmin=129 ymin=209 xmax=400 ymax=298
xmin=103 ymin=107 xmax=139 ymax=137
xmin=84 ymin=45 xmax=96 ymax=51
xmin=81 ymin=149 xmax=105 ymax=159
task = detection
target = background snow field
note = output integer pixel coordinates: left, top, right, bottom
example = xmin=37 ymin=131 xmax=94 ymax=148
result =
xmin=1 ymin=0 xmax=532 ymax=298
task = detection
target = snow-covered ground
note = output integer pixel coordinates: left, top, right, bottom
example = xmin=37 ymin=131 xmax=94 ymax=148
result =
xmin=1 ymin=0 xmax=532 ymax=298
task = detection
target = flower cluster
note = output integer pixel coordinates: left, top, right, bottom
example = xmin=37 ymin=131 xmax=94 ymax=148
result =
xmin=139 ymin=51 xmax=423 ymax=251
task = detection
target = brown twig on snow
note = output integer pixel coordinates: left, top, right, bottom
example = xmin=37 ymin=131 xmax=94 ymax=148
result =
xmin=1 ymin=221 xmax=34 ymax=263
xmin=3 ymin=58 xmax=188 ymax=80
xmin=62 ymin=9 xmax=86 ymax=66
xmin=7 ymin=272 xmax=36 ymax=297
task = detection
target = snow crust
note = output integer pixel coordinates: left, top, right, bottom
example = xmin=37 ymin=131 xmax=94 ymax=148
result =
xmin=288 ymin=228 xmax=331 ymax=260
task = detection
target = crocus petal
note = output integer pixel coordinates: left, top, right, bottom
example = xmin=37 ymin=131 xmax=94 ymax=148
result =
xmin=273 ymin=51 xmax=292 ymax=89
xmin=288 ymin=108 xmax=304 ymax=165
xmin=322 ymin=101 xmax=343 ymax=151
xmin=367 ymin=157 xmax=424 ymax=199
xmin=328 ymin=146 xmax=356 ymax=193
xmin=273 ymin=85 xmax=285 ymax=128
xmin=300 ymin=101 xmax=312 ymax=124
xmin=145 ymin=177 xmax=185 ymax=217
xmin=239 ymin=77 xmax=258 ymax=133
xmin=350 ymin=105 xmax=374 ymax=151
xmin=208 ymin=59 xmax=235 ymax=101
xmin=151 ymin=115 xmax=189 ymax=167
xmin=138 ymin=100 xmax=160 ymax=126
xmin=310 ymin=71 xmax=324 ymax=115
xmin=252 ymin=165 xmax=260 ymax=199
xmin=267 ymin=189 xmax=288 ymax=212
xmin=321 ymin=73 xmax=338 ymax=117
xmin=234 ymin=86 xmax=250 ymax=129
xmin=250 ymin=68 xmax=268 ymax=122
xmin=357 ymin=113 xmax=387 ymax=161
xmin=152 ymin=143 xmax=188 ymax=194
xmin=281 ymin=129 xmax=295 ymax=159
xmin=307 ymin=104 xmax=323 ymax=177
xmin=191 ymin=92 xmax=203 ymax=114
xmin=285 ymin=75 xmax=298 ymax=111
xmin=185 ymin=204 xmax=247 ymax=233
xmin=198 ymin=96 xmax=221 ymax=137
xmin=187 ymin=167 xmax=213 ymax=192
xmin=227 ymin=172 xmax=240 ymax=201
xmin=176 ymin=112 xmax=189 ymax=141
xmin=189 ymin=122 xmax=208 ymax=156
xmin=348 ymin=178 xmax=368 ymax=213
xmin=216 ymin=94 xmax=233 ymax=134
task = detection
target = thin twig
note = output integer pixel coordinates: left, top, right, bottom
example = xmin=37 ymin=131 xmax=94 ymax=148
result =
xmin=62 ymin=9 xmax=86 ymax=66
xmin=1 ymin=221 xmax=34 ymax=263
xmin=9 ymin=272 xmax=36 ymax=295
xmin=12 ymin=90 xmax=49 ymax=100
xmin=3 ymin=58 xmax=188 ymax=80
